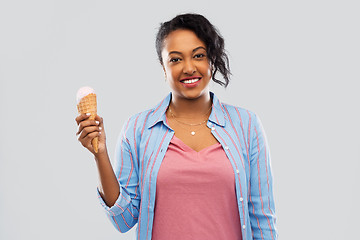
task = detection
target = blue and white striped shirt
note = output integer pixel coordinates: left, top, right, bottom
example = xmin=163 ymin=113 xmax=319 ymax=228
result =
xmin=98 ymin=91 xmax=277 ymax=240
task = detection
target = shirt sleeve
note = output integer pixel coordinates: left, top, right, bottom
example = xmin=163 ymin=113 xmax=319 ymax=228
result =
xmin=97 ymin=118 xmax=141 ymax=233
xmin=248 ymin=113 xmax=278 ymax=240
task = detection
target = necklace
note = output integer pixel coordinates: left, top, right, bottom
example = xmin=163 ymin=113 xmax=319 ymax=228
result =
xmin=168 ymin=105 xmax=212 ymax=136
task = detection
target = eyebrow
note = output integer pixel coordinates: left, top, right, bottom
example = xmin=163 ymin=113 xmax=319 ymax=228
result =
xmin=168 ymin=46 xmax=206 ymax=56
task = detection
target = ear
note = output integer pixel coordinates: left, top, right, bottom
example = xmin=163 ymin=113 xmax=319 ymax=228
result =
xmin=210 ymin=63 xmax=214 ymax=78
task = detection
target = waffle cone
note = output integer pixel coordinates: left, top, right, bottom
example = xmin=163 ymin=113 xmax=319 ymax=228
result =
xmin=77 ymin=93 xmax=98 ymax=153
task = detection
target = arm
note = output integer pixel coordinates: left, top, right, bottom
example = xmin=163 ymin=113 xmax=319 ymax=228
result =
xmin=76 ymin=114 xmax=140 ymax=233
xmin=248 ymin=114 xmax=278 ymax=240
xmin=76 ymin=114 xmax=120 ymax=206
xmin=95 ymin=150 xmax=120 ymax=207
xmin=96 ymin=117 xmax=140 ymax=233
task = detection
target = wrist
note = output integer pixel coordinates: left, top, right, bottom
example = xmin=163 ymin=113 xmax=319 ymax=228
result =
xmin=94 ymin=149 xmax=109 ymax=162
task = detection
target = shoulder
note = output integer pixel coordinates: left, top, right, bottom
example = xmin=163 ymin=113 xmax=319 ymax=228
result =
xmin=121 ymin=108 xmax=154 ymax=138
xmin=126 ymin=108 xmax=154 ymax=126
xmin=120 ymin=92 xmax=169 ymax=140
xmin=220 ymin=101 xmax=258 ymax=126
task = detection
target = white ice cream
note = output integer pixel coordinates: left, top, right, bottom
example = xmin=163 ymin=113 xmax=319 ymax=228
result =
xmin=76 ymin=86 xmax=96 ymax=104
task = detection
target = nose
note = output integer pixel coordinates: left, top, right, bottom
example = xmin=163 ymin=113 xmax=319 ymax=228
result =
xmin=183 ymin=59 xmax=196 ymax=75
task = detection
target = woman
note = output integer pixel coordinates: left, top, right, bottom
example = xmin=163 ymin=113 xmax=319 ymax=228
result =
xmin=76 ymin=13 xmax=277 ymax=240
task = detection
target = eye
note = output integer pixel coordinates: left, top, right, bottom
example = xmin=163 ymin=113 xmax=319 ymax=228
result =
xmin=170 ymin=58 xmax=181 ymax=63
xmin=194 ymin=53 xmax=206 ymax=59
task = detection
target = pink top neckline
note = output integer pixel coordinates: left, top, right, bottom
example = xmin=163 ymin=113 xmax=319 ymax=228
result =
xmin=171 ymin=134 xmax=221 ymax=153
xmin=165 ymin=113 xmax=221 ymax=153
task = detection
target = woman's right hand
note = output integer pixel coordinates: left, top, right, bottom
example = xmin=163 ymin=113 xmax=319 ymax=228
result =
xmin=75 ymin=114 xmax=107 ymax=156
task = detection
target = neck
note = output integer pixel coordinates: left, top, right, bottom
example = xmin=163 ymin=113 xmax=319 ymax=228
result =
xmin=169 ymin=91 xmax=212 ymax=119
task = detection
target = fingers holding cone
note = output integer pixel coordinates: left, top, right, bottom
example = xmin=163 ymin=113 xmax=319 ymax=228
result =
xmin=76 ymin=113 xmax=102 ymax=154
xmin=76 ymin=87 xmax=99 ymax=153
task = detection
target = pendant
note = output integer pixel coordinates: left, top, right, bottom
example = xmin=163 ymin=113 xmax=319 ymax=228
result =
xmin=191 ymin=131 xmax=196 ymax=136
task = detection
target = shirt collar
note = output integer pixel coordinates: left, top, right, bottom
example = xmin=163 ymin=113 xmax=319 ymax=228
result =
xmin=147 ymin=91 xmax=226 ymax=129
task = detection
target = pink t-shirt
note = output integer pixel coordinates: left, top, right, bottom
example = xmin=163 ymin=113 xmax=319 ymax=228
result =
xmin=152 ymin=135 xmax=243 ymax=240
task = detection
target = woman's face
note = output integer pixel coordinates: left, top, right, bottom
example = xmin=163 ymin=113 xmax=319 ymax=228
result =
xmin=161 ymin=29 xmax=212 ymax=100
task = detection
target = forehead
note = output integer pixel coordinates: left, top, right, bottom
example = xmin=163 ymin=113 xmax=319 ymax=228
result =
xmin=162 ymin=29 xmax=206 ymax=53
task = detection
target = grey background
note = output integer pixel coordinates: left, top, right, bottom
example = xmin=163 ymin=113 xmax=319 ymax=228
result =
xmin=1 ymin=0 xmax=359 ymax=239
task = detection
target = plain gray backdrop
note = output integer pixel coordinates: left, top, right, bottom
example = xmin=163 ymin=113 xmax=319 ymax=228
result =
xmin=1 ymin=0 xmax=359 ymax=239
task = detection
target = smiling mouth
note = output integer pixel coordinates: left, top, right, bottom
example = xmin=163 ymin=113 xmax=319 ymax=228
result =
xmin=180 ymin=78 xmax=201 ymax=84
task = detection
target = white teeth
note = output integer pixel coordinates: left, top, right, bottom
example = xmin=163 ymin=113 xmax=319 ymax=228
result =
xmin=182 ymin=78 xmax=200 ymax=84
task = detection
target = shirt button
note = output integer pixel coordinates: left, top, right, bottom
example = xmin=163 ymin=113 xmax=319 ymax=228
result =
xmin=242 ymin=225 xmax=246 ymax=229
xmin=211 ymin=127 xmax=215 ymax=131
xmin=236 ymin=169 xmax=240 ymax=173
xmin=239 ymin=197 xmax=243 ymax=202
xmin=224 ymin=146 xmax=229 ymax=150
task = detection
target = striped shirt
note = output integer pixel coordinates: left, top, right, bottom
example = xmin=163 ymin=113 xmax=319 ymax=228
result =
xmin=97 ymin=91 xmax=277 ymax=240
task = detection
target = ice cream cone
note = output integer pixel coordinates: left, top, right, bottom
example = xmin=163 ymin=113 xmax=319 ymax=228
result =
xmin=77 ymin=92 xmax=99 ymax=153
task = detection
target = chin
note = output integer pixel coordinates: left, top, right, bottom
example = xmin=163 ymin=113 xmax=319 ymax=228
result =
xmin=180 ymin=89 xmax=209 ymax=100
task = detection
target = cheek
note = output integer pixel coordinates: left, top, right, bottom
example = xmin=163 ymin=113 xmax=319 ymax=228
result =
xmin=200 ymin=63 xmax=212 ymax=78
xmin=167 ymin=66 xmax=181 ymax=79
xmin=164 ymin=69 xmax=176 ymax=85
xmin=163 ymin=64 xmax=172 ymax=77
xmin=208 ymin=66 xmax=212 ymax=76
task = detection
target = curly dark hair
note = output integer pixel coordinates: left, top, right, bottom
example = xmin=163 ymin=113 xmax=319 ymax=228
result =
xmin=155 ymin=13 xmax=231 ymax=88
